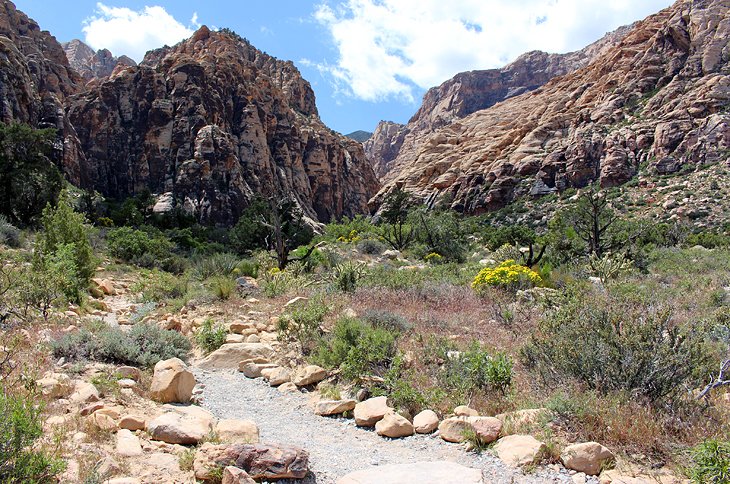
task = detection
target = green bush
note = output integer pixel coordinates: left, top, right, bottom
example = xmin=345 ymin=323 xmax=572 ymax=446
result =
xmin=314 ymin=317 xmax=399 ymax=381
xmin=521 ymin=290 xmax=713 ymax=403
xmin=131 ymin=269 xmax=189 ymax=303
xmin=689 ymin=440 xmax=730 ymax=483
xmin=413 ymin=209 xmax=468 ymax=263
xmin=332 ymin=260 xmax=367 ymax=292
xmin=278 ymin=296 xmax=330 ymax=352
xmin=106 ymin=227 xmax=174 ymax=263
xmin=356 ymin=238 xmax=386 ymax=255
xmin=236 ymin=259 xmax=259 ymax=278
xmin=362 ymin=309 xmax=412 ymax=332
xmin=192 ymin=253 xmax=241 ymax=280
xmin=322 ymin=215 xmax=375 ymax=243
xmin=438 ymin=341 xmax=513 ymax=398
xmin=0 ymin=216 xmax=21 ymax=247
xmin=0 ymin=392 xmax=65 ymax=482
xmin=209 ymin=276 xmax=236 ymax=300
xmin=51 ymin=322 xmax=191 ymax=368
xmin=196 ymin=319 xmax=227 ymax=353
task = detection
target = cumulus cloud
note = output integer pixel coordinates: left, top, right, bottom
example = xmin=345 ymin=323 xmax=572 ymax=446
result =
xmin=83 ymin=3 xmax=199 ymax=61
xmin=314 ymin=0 xmax=674 ymax=102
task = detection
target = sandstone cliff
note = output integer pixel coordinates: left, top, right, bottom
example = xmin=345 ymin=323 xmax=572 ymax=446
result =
xmin=62 ymin=39 xmax=136 ymax=82
xmin=373 ymin=0 xmax=730 ymax=215
xmin=365 ymin=25 xmax=633 ymax=179
xmin=66 ymin=26 xmax=379 ymax=225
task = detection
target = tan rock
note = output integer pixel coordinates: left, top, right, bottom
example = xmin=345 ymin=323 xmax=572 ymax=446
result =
xmin=69 ymin=381 xmax=100 ymax=404
xmin=337 ymin=461 xmax=484 ymax=484
xmin=454 ymin=405 xmax=478 ymax=417
xmin=375 ymin=412 xmax=415 ymax=438
xmin=494 ymin=435 xmax=546 ymax=467
xmin=107 ymin=479 xmax=142 ymax=484
xmin=194 ymin=442 xmax=309 ymax=481
xmin=239 ymin=362 xmax=278 ymax=378
xmin=438 ymin=417 xmax=471 ymax=443
xmin=354 ymin=396 xmax=392 ymax=427
xmin=116 ymin=429 xmax=143 ymax=457
xmin=561 ymin=442 xmax=615 ymax=476
xmin=413 ymin=409 xmax=439 ymax=434
xmin=197 ymin=343 xmax=274 ymax=370
xmin=263 ymin=367 xmax=291 ymax=386
xmin=222 ymin=466 xmax=256 ymax=484
xmin=38 ymin=375 xmax=72 ymax=399
xmin=149 ymin=358 xmax=196 ymax=403
xmin=147 ymin=407 xmax=215 ymax=445
xmin=278 ymin=382 xmax=298 ymax=393
xmin=118 ymin=414 xmax=146 ymax=431
xmin=80 ymin=402 xmax=105 ymax=416
xmin=87 ymin=412 xmax=117 ymax=431
xmin=215 ymin=419 xmax=260 ymax=444
xmin=466 ymin=416 xmax=502 ymax=444
xmin=292 ymin=365 xmax=327 ymax=386
xmin=315 ymin=399 xmax=357 ymax=416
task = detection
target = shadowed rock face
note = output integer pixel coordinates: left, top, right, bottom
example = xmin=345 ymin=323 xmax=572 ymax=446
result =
xmin=365 ymin=24 xmax=633 ymax=179
xmin=62 ymin=39 xmax=136 ymax=82
xmin=372 ymin=0 xmax=730 ymax=215
xmin=0 ymin=0 xmax=379 ymax=225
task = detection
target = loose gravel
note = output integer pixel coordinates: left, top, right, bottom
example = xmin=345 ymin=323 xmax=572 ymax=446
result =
xmin=194 ymin=369 xmax=591 ymax=484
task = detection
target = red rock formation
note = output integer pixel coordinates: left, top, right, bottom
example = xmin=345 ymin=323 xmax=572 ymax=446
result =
xmin=373 ymin=0 xmax=730 ymax=215
xmin=63 ymin=39 xmax=136 ymax=82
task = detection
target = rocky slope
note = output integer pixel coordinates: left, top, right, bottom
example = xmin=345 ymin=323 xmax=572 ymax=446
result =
xmin=365 ymin=25 xmax=633 ymax=179
xmin=62 ymin=39 xmax=136 ymax=82
xmin=0 ymin=0 xmax=379 ymax=225
xmin=372 ymin=0 xmax=730 ymax=215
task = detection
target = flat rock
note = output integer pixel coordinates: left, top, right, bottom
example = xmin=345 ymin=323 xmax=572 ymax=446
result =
xmin=118 ymin=414 xmax=146 ymax=431
xmin=337 ymin=461 xmax=484 ymax=484
xmin=375 ymin=412 xmax=414 ymax=438
xmin=292 ymin=365 xmax=327 ymax=386
xmin=147 ymin=406 xmax=215 ymax=445
xmin=562 ymin=441 xmax=615 ymax=476
xmin=194 ymin=443 xmax=309 ymax=481
xmin=198 ymin=343 xmax=274 ymax=370
xmin=354 ymin=396 xmax=391 ymax=427
xmin=116 ymin=429 xmax=143 ymax=457
xmin=315 ymin=399 xmax=356 ymax=416
xmin=494 ymin=434 xmax=546 ymax=467
xmin=438 ymin=417 xmax=471 ymax=443
xmin=222 ymin=466 xmax=256 ymax=484
xmin=215 ymin=419 xmax=259 ymax=443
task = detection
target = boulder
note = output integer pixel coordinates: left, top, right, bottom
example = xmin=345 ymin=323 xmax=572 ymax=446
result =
xmin=215 ymin=419 xmax=260 ymax=443
xmin=438 ymin=417 xmax=471 ymax=443
xmin=194 ymin=443 xmax=309 ymax=481
xmin=494 ymin=435 xmax=546 ymax=467
xmin=239 ymin=362 xmax=278 ymax=378
xmin=315 ymin=399 xmax=357 ymax=416
xmin=561 ymin=442 xmax=615 ymax=476
xmin=354 ymin=396 xmax=392 ymax=427
xmin=116 ymin=429 xmax=143 ymax=457
xmin=87 ymin=412 xmax=117 ymax=431
xmin=375 ymin=412 xmax=414 ymax=438
xmin=277 ymin=382 xmax=298 ymax=393
xmin=116 ymin=366 xmax=142 ymax=381
xmin=38 ymin=374 xmax=72 ymax=399
xmin=337 ymin=461 xmax=484 ymax=484
xmin=80 ymin=402 xmax=104 ymax=416
xmin=263 ymin=367 xmax=291 ymax=386
xmin=413 ymin=410 xmax=439 ymax=434
xmin=118 ymin=415 xmax=146 ymax=431
xmin=147 ymin=406 xmax=215 ymax=445
xmin=198 ymin=343 xmax=274 ymax=370
xmin=222 ymin=466 xmax=256 ymax=484
xmin=149 ymin=358 xmax=196 ymax=404
xmin=466 ymin=416 xmax=502 ymax=444
xmin=292 ymin=365 xmax=327 ymax=386
xmin=92 ymin=278 xmax=116 ymax=295
xmin=69 ymin=381 xmax=100 ymax=404
xmin=454 ymin=405 xmax=478 ymax=417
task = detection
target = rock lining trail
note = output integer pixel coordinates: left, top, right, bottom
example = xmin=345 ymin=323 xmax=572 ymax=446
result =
xmin=194 ymin=368 xmax=587 ymax=484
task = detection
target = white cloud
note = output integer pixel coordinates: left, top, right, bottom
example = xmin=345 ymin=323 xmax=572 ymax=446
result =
xmin=83 ymin=3 xmax=198 ymax=62
xmin=314 ymin=0 xmax=674 ymax=102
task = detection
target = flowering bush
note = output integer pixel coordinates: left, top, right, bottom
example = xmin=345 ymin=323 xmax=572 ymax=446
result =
xmin=472 ymin=260 xmax=542 ymax=292
xmin=424 ymin=252 xmax=443 ymax=264
xmin=337 ymin=229 xmax=361 ymax=244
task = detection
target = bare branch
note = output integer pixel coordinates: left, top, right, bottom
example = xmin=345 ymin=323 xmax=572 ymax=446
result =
xmin=697 ymin=359 xmax=730 ymax=400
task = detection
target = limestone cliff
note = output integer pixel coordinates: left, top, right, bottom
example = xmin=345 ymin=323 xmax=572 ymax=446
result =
xmin=373 ymin=0 xmax=730 ymax=215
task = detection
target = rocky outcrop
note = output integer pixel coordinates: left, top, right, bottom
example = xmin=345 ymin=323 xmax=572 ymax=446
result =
xmin=372 ymin=0 xmax=730 ymax=215
xmin=66 ymin=26 xmax=379 ymax=224
xmin=62 ymin=39 xmax=136 ymax=82
xmin=365 ymin=25 xmax=633 ymax=179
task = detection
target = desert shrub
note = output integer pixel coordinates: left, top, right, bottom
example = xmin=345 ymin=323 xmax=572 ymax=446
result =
xmin=356 ymin=238 xmax=386 ymax=255
xmin=332 ymin=260 xmax=367 ymax=292
xmin=196 ymin=319 xmax=227 ymax=353
xmin=236 ymin=259 xmax=259 ymax=278
xmin=438 ymin=342 xmax=513 ymax=398
xmin=413 ymin=209 xmax=468 ymax=263
xmin=374 ymin=356 xmax=427 ymax=415
xmin=208 ymin=276 xmax=236 ymax=300
xmin=51 ymin=322 xmax=190 ymax=368
xmin=0 ymin=216 xmax=21 ymax=248
xmin=362 ymin=309 xmax=412 ymax=332
xmin=521 ymin=291 xmax=714 ymax=403
xmin=588 ymin=252 xmax=633 ymax=283
xmin=192 ymin=253 xmax=240 ymax=280
xmin=686 ymin=231 xmax=730 ymax=249
xmin=0 ymin=392 xmax=65 ymax=482
xmin=323 ymin=215 xmax=374 ymax=243
xmin=259 ymin=265 xmax=314 ymax=298
xmin=689 ymin=440 xmax=730 ymax=483
xmin=313 ymin=317 xmax=398 ymax=381
xmin=472 ymin=260 xmax=542 ymax=293
xmin=492 ymin=244 xmax=524 ymax=263
xmin=278 ymin=296 xmax=330 ymax=352
xmin=106 ymin=227 xmax=174 ymax=264
xmin=131 ymin=269 xmax=189 ymax=303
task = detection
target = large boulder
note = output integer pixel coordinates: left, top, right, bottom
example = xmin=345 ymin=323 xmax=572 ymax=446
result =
xmin=149 ymin=358 xmax=196 ymax=403
xmin=315 ymin=399 xmax=357 ymax=416
xmin=147 ymin=406 xmax=215 ymax=445
xmin=116 ymin=429 xmax=143 ymax=457
xmin=562 ymin=442 xmax=615 ymax=476
xmin=354 ymin=396 xmax=391 ymax=427
xmin=194 ymin=443 xmax=309 ymax=481
xmin=493 ymin=435 xmax=546 ymax=467
xmin=337 ymin=461 xmax=484 ymax=484
xmin=222 ymin=466 xmax=256 ymax=484
xmin=262 ymin=367 xmax=291 ymax=387
xmin=291 ymin=365 xmax=327 ymax=386
xmin=438 ymin=417 xmax=471 ymax=443
xmin=413 ymin=410 xmax=439 ymax=434
xmin=466 ymin=416 xmax=502 ymax=444
xmin=454 ymin=405 xmax=478 ymax=417
xmin=215 ymin=419 xmax=259 ymax=444
xmin=375 ymin=412 xmax=414 ymax=438
xmin=198 ymin=344 xmax=274 ymax=370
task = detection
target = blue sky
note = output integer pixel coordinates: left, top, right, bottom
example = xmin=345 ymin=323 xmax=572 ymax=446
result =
xmin=13 ymin=0 xmax=673 ymax=135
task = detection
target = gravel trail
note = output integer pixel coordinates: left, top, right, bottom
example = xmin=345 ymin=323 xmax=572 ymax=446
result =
xmin=194 ymin=369 xmax=584 ymax=484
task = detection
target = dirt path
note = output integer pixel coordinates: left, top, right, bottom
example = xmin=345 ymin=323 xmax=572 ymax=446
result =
xmin=194 ymin=368 xmax=582 ymax=484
